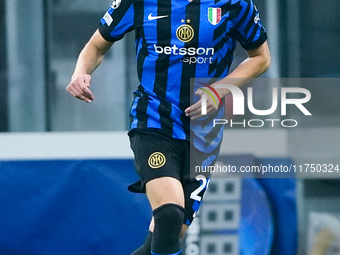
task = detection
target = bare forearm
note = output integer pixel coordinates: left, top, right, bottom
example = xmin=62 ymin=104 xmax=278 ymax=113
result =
xmin=228 ymin=53 xmax=270 ymax=79
xmin=72 ymin=41 xmax=105 ymax=79
xmin=66 ymin=30 xmax=113 ymax=103
xmin=71 ymin=30 xmax=113 ymax=80
xmin=215 ymin=41 xmax=271 ymax=98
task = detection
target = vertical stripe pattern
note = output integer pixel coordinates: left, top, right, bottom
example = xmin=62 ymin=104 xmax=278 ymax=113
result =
xmin=98 ymin=0 xmax=267 ymax=153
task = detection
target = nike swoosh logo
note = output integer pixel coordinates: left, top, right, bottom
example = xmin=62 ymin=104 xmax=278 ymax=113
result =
xmin=148 ymin=13 xmax=168 ymax=20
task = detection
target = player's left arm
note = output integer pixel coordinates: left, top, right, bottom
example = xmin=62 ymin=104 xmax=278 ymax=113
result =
xmin=214 ymin=40 xmax=271 ymax=97
xmin=186 ymin=41 xmax=271 ymax=119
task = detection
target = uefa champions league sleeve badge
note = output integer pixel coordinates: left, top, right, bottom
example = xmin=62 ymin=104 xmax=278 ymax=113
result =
xmin=111 ymin=0 xmax=122 ymax=9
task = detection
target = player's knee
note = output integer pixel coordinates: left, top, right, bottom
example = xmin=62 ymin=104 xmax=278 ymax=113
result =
xmin=153 ymin=203 xmax=185 ymax=227
xmin=152 ymin=203 xmax=184 ymax=254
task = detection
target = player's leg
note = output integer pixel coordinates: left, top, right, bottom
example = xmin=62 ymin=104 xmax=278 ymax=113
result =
xmin=131 ymin=217 xmax=189 ymax=255
xmin=128 ymin=129 xmax=186 ymax=255
xmin=132 ymin=160 xmax=213 ymax=255
xmin=148 ymin=216 xmax=188 ymax=237
xmin=130 ymin=231 xmax=152 ymax=255
xmin=146 ymin=176 xmax=185 ymax=255
xmin=146 ymin=177 xmax=184 ymax=209
xmin=130 ymin=177 xmax=185 ymax=255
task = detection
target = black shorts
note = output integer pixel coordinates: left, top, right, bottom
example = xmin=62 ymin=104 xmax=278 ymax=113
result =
xmin=128 ymin=128 xmax=214 ymax=226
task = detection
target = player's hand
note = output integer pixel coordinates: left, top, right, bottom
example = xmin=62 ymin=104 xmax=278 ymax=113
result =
xmin=66 ymin=74 xmax=94 ymax=103
xmin=184 ymin=88 xmax=220 ymax=120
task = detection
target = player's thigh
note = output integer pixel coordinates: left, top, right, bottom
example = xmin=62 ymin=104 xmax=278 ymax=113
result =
xmin=145 ymin=176 xmax=185 ymax=210
xmin=129 ymin=129 xmax=184 ymax=194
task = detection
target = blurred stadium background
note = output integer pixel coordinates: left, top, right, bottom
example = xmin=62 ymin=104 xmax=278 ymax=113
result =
xmin=1 ymin=0 xmax=340 ymax=254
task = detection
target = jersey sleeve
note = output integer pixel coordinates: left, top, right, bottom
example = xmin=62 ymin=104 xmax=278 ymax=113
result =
xmin=230 ymin=0 xmax=267 ymax=50
xmin=98 ymin=0 xmax=134 ymax=42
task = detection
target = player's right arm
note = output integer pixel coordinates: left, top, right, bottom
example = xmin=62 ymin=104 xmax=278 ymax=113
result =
xmin=66 ymin=30 xmax=113 ymax=103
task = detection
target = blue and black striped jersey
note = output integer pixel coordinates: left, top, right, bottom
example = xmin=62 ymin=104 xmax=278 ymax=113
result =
xmin=99 ymin=0 xmax=267 ymax=154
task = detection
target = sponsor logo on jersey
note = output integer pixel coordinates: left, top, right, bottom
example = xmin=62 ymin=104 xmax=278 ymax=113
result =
xmin=148 ymin=152 xmax=166 ymax=169
xmin=154 ymin=45 xmax=214 ymax=56
xmin=154 ymin=44 xmax=215 ymax=65
xmin=208 ymin=8 xmax=221 ymax=25
xmin=111 ymin=0 xmax=121 ymax=9
xmin=176 ymin=24 xmax=195 ymax=42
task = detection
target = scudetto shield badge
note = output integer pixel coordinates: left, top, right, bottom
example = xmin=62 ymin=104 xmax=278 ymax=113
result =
xmin=208 ymin=7 xmax=222 ymax=25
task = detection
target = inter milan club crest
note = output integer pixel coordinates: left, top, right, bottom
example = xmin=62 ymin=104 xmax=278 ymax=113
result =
xmin=176 ymin=24 xmax=194 ymax=43
xmin=148 ymin=152 xmax=166 ymax=169
xmin=208 ymin=7 xmax=221 ymax=25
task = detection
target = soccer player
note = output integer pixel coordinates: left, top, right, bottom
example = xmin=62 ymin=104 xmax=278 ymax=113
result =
xmin=66 ymin=0 xmax=270 ymax=254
